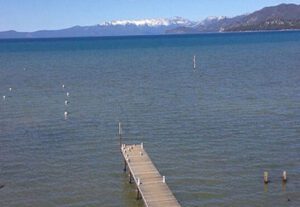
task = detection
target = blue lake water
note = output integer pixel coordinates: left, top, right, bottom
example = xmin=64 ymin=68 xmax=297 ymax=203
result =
xmin=0 ymin=31 xmax=300 ymax=207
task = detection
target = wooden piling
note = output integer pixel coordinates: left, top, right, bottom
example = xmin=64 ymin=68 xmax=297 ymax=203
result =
xmin=129 ymin=172 xmax=133 ymax=184
xmin=123 ymin=159 xmax=127 ymax=172
xmin=136 ymin=188 xmax=141 ymax=200
xmin=193 ymin=55 xmax=196 ymax=69
xmin=282 ymin=171 xmax=287 ymax=183
xmin=264 ymin=171 xmax=269 ymax=184
xmin=119 ymin=122 xmax=122 ymax=148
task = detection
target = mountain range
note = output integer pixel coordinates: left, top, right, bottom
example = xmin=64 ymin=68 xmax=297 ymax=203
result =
xmin=0 ymin=3 xmax=299 ymax=39
xmin=168 ymin=3 xmax=300 ymax=34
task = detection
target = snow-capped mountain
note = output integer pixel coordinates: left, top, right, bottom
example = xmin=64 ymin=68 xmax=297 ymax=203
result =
xmin=166 ymin=16 xmax=230 ymax=34
xmin=100 ymin=17 xmax=194 ymax=27
xmin=198 ymin=16 xmax=226 ymax=25
xmin=0 ymin=17 xmax=194 ymax=38
xmin=167 ymin=4 xmax=300 ymax=34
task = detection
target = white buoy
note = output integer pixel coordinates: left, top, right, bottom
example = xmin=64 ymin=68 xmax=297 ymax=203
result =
xmin=65 ymin=100 xmax=69 ymax=106
xmin=2 ymin=96 xmax=5 ymax=100
xmin=64 ymin=111 xmax=68 ymax=119
xmin=66 ymin=92 xmax=70 ymax=97
xmin=9 ymin=88 xmax=12 ymax=91
xmin=62 ymin=84 xmax=65 ymax=88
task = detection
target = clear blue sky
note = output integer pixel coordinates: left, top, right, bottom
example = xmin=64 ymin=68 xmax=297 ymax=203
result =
xmin=0 ymin=0 xmax=300 ymax=32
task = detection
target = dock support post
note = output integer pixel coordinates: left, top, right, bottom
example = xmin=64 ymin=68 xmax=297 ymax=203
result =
xmin=264 ymin=171 xmax=269 ymax=184
xmin=129 ymin=172 xmax=132 ymax=184
xmin=123 ymin=159 xmax=127 ymax=172
xmin=136 ymin=189 xmax=140 ymax=200
xmin=136 ymin=178 xmax=141 ymax=200
xmin=137 ymin=178 xmax=140 ymax=186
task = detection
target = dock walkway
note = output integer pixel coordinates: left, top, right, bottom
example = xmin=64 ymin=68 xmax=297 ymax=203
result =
xmin=121 ymin=143 xmax=181 ymax=207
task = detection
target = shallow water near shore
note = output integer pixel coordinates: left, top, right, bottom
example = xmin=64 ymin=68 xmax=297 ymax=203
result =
xmin=0 ymin=32 xmax=300 ymax=206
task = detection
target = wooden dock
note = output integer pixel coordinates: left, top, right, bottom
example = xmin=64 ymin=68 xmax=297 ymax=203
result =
xmin=121 ymin=143 xmax=181 ymax=207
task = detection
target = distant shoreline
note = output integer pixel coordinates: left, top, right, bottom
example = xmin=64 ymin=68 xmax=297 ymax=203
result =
xmin=0 ymin=29 xmax=300 ymax=41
